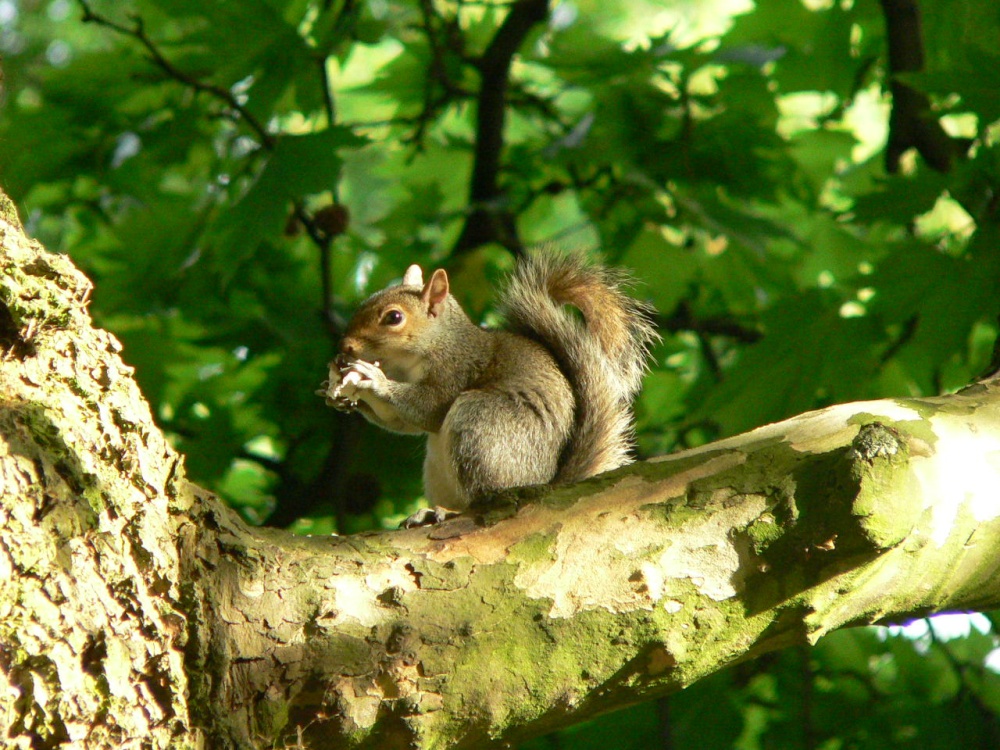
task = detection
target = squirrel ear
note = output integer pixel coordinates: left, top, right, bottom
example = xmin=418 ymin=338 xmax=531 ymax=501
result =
xmin=422 ymin=269 xmax=449 ymax=317
xmin=402 ymin=264 xmax=424 ymax=287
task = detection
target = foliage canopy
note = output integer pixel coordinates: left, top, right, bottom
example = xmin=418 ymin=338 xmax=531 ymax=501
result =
xmin=3 ymin=0 xmax=1000 ymax=746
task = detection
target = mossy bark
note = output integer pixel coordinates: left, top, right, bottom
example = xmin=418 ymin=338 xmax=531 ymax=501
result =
xmin=3 ymin=197 xmax=1000 ymax=749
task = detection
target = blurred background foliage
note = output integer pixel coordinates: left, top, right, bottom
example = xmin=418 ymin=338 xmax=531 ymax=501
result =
xmin=3 ymin=0 xmax=1000 ymax=746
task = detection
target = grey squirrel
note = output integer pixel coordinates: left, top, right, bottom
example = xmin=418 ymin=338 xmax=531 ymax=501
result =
xmin=319 ymin=252 xmax=658 ymax=524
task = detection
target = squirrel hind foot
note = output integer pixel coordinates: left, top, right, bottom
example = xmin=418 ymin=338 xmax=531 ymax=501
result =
xmin=400 ymin=506 xmax=461 ymax=529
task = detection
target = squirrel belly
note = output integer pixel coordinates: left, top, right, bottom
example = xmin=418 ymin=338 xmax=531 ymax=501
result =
xmin=321 ymin=252 xmax=657 ymax=519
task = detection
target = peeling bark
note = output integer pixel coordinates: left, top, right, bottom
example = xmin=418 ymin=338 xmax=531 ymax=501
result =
xmin=2 ymin=203 xmax=1000 ymax=749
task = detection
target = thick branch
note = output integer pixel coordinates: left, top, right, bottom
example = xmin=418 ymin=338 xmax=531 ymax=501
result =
xmin=173 ymin=385 xmax=1000 ymax=749
xmin=0 ymin=203 xmax=194 ymax=746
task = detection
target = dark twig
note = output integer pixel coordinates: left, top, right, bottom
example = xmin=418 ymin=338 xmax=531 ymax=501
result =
xmin=77 ymin=0 xmax=276 ymax=150
xmin=316 ymin=0 xmax=360 ymax=127
xmin=79 ymin=0 xmax=348 ymax=341
xmin=879 ymin=314 xmax=918 ymax=364
xmin=245 ymin=408 xmax=361 ymax=531
xmin=407 ymin=0 xmax=474 ymax=152
xmin=818 ymin=54 xmax=879 ymax=126
xmin=293 ymin=202 xmax=340 ymax=340
xmin=658 ymin=300 xmax=763 ymax=344
xmin=507 ymin=83 xmax=574 ymax=134
xmin=696 ymin=330 xmax=723 ymax=381
xmin=453 ymin=0 xmax=549 ymax=255
xmin=656 ymin=696 xmax=674 ymax=750
xmin=928 ymin=625 xmax=1000 ymax=747
xmin=318 ymin=55 xmax=337 ymax=127
xmin=878 ymin=0 xmax=963 ymax=173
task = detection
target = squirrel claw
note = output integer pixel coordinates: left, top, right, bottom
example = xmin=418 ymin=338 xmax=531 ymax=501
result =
xmin=400 ymin=506 xmax=460 ymax=529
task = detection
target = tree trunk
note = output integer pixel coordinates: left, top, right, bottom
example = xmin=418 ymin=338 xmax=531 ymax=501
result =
xmin=2 ymin=197 xmax=1000 ymax=749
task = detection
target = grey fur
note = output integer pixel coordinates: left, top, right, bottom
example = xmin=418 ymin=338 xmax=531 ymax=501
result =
xmin=498 ymin=252 xmax=659 ymax=482
xmin=327 ymin=252 xmax=657 ymax=514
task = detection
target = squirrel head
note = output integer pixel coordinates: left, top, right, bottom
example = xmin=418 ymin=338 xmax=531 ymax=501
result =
xmin=338 ymin=265 xmax=452 ymax=382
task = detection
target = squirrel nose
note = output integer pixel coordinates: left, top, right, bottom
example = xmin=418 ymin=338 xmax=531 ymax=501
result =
xmin=341 ymin=339 xmax=358 ymax=359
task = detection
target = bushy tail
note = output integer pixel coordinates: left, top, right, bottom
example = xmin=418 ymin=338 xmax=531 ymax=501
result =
xmin=499 ymin=252 xmax=659 ymax=481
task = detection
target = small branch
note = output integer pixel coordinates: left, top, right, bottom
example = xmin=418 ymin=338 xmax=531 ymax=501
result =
xmin=797 ymin=645 xmax=817 ymax=750
xmin=292 ymin=202 xmax=340 ymax=341
xmin=262 ymin=415 xmax=370 ymax=530
xmin=656 ymin=697 xmax=674 ymax=750
xmin=316 ymin=0 xmax=361 ymax=128
xmin=77 ymin=0 xmax=276 ymax=150
xmin=928 ymin=626 xmax=1000 ymax=745
xmin=506 ymin=83 xmax=574 ymax=134
xmin=318 ymin=55 xmax=337 ymax=127
xmin=659 ymin=300 xmax=762 ymax=344
xmin=696 ymin=330 xmax=723 ymax=381
xmin=818 ymin=54 xmax=879 ymax=127
xmin=238 ymin=448 xmax=288 ymax=478
xmin=878 ymin=0 xmax=962 ymax=173
xmin=453 ymin=0 xmax=549 ymax=255
xmin=79 ymin=2 xmax=345 ymax=341
xmin=879 ymin=314 xmax=918 ymax=364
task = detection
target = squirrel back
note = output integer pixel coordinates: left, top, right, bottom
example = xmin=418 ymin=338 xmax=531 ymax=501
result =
xmin=499 ymin=253 xmax=659 ymax=482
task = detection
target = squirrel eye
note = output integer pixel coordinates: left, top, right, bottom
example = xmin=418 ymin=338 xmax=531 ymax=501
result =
xmin=381 ymin=309 xmax=405 ymax=326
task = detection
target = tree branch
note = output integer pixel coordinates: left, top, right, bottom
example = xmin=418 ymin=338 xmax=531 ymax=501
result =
xmin=181 ymin=387 xmax=1000 ymax=748
xmin=659 ymin=300 xmax=763 ymax=344
xmin=878 ymin=0 xmax=963 ymax=173
xmin=453 ymin=0 xmax=549 ymax=255
xmin=77 ymin=0 xmax=276 ymax=150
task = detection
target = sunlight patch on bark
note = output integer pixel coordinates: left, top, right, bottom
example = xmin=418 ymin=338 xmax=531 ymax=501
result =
xmin=513 ymin=476 xmax=767 ymax=617
xmin=323 ymin=575 xmax=385 ymax=628
xmin=917 ymin=414 xmax=1000 ymax=545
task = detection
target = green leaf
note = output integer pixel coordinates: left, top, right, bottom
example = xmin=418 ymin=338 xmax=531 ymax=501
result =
xmin=211 ymin=127 xmax=367 ymax=266
xmin=692 ymin=289 xmax=883 ymax=435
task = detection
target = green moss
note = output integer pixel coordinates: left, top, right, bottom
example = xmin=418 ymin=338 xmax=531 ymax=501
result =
xmin=13 ymin=404 xmax=104 ymax=518
xmin=745 ymin=513 xmax=782 ymax=554
xmin=507 ymin=533 xmax=557 ymax=566
xmin=406 ymin=556 xmax=475 ymax=590
xmin=253 ymin=694 xmax=290 ymax=738
xmin=848 ymin=422 xmax=921 ymax=549
xmin=640 ymin=496 xmax=704 ymax=525
xmin=638 ymin=447 xmax=736 ymax=476
xmin=896 ymin=416 xmax=938 ymax=447
xmin=408 ymin=548 xmax=778 ymax=749
xmin=848 ymin=409 xmax=937 ymax=446
xmin=899 ymin=398 xmax=945 ymax=420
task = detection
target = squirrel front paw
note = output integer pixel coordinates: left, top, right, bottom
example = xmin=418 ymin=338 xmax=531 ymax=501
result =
xmin=319 ymin=359 xmax=387 ymax=410
xmin=317 ymin=360 xmax=376 ymax=410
